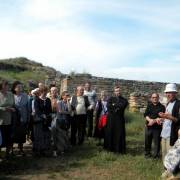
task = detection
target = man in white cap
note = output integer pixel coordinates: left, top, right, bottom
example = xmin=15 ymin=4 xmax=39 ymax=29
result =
xmin=159 ymin=83 xmax=180 ymax=160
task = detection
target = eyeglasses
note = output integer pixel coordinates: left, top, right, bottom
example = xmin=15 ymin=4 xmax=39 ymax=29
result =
xmin=152 ymin=97 xmax=158 ymax=98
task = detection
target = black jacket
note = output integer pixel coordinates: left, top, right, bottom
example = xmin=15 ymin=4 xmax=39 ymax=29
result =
xmin=144 ymin=102 xmax=165 ymax=129
xmin=170 ymin=99 xmax=180 ymax=146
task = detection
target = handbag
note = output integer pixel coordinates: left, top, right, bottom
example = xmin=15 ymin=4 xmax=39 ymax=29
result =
xmin=57 ymin=114 xmax=70 ymax=130
xmin=42 ymin=115 xmax=52 ymax=131
xmin=98 ymin=114 xmax=107 ymax=130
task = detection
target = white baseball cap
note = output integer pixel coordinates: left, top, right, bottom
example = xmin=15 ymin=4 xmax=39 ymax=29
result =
xmin=164 ymin=83 xmax=177 ymax=93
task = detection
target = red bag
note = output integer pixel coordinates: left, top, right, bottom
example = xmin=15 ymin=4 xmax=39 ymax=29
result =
xmin=98 ymin=114 xmax=107 ymax=130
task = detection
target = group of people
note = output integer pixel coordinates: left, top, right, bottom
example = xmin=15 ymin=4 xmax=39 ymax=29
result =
xmin=0 ymin=80 xmax=128 ymax=159
xmin=0 ymin=79 xmax=180 ymax=178
xmin=144 ymin=83 xmax=180 ymax=179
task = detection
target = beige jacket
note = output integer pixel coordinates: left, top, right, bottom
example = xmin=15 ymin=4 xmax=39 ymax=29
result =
xmin=0 ymin=91 xmax=15 ymax=125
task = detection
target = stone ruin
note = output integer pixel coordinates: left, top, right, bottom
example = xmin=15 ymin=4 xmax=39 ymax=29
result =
xmin=129 ymin=92 xmax=149 ymax=113
xmin=47 ymin=73 xmax=180 ymax=113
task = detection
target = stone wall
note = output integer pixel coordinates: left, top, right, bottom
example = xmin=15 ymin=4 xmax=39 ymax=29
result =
xmin=129 ymin=92 xmax=149 ymax=112
xmin=60 ymin=74 xmax=180 ymax=112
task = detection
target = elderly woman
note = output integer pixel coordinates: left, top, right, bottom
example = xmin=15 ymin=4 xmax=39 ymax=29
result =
xmin=48 ymin=86 xmax=60 ymax=156
xmin=33 ymin=86 xmax=52 ymax=156
xmin=27 ymin=88 xmax=40 ymax=145
xmin=11 ymin=81 xmax=29 ymax=155
xmin=49 ymin=87 xmax=59 ymax=113
xmin=94 ymin=91 xmax=108 ymax=146
xmin=0 ymin=80 xmax=15 ymax=158
xmin=52 ymin=91 xmax=71 ymax=156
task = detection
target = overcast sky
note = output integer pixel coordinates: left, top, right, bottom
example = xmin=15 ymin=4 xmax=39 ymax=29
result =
xmin=0 ymin=0 xmax=180 ymax=83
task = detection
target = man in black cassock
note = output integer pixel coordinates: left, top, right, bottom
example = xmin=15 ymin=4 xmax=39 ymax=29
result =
xmin=104 ymin=86 xmax=128 ymax=153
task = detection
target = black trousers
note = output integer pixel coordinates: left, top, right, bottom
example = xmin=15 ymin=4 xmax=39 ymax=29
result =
xmin=0 ymin=125 xmax=12 ymax=148
xmin=71 ymin=114 xmax=87 ymax=145
xmin=144 ymin=127 xmax=161 ymax=158
xmin=87 ymin=109 xmax=94 ymax=137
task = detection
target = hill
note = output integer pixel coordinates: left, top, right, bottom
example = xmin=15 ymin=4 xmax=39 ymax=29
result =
xmin=0 ymin=57 xmax=64 ymax=90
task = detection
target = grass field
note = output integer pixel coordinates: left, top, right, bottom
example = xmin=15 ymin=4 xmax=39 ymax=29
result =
xmin=0 ymin=111 xmax=164 ymax=180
